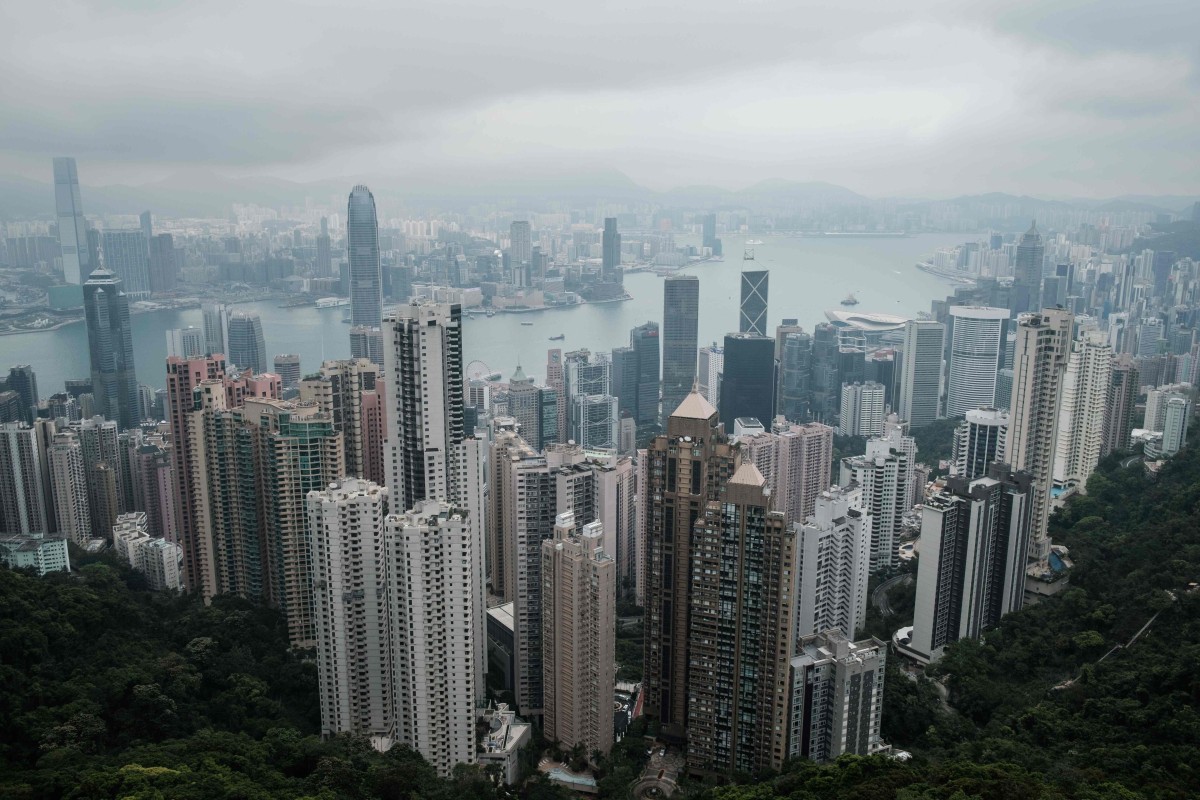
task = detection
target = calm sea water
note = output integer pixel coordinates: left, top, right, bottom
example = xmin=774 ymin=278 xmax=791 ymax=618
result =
xmin=0 ymin=233 xmax=970 ymax=394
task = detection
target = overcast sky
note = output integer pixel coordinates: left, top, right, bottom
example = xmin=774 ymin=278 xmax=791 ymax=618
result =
xmin=3 ymin=0 xmax=1197 ymax=198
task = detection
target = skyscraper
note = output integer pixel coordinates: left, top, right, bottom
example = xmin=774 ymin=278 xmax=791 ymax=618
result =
xmin=720 ymin=333 xmax=774 ymax=430
xmin=661 ymin=275 xmax=699 ymax=417
xmin=165 ymin=327 xmax=205 ymax=358
xmin=0 ymin=423 xmax=48 ymax=536
xmin=1101 ymin=355 xmax=1139 ymax=457
xmin=52 ymin=157 xmax=91 ymax=284
xmin=148 ymin=233 xmax=177 ymax=294
xmin=1006 ymin=308 xmax=1073 ymax=561
xmin=1012 ymin=222 xmax=1045 ymax=314
xmin=273 ymin=354 xmax=301 ymax=390
xmin=545 ymin=349 xmax=567 ymax=444
xmin=7 ymin=366 xmax=38 ymax=425
xmin=101 ymin=230 xmax=152 ymax=298
xmin=1053 ymin=330 xmax=1113 ymax=491
xmin=1162 ymin=396 xmax=1191 ymax=457
xmin=897 ymin=320 xmax=945 ymax=428
xmin=643 ymin=389 xmax=736 ymax=741
xmin=226 ymin=312 xmax=268 ymax=374
xmin=48 ymin=431 xmax=91 ymax=546
xmin=739 ymin=270 xmax=769 ymax=336
xmin=945 ymin=306 xmax=1008 ymax=417
xmin=630 ymin=321 xmax=661 ymax=439
xmin=509 ymin=221 xmax=532 ymax=269
xmin=686 ymin=462 xmax=797 ymax=776
xmin=83 ymin=268 xmax=139 ymax=429
xmin=840 ymin=437 xmax=909 ymax=570
xmin=201 ymin=303 xmax=230 ymax=356
xmin=953 ymin=407 xmax=1008 ymax=481
xmin=838 ymin=381 xmax=885 ymax=437
xmin=602 ymin=217 xmax=621 ymax=281
xmin=796 ymin=487 xmax=871 ymax=640
xmin=316 ymin=216 xmax=333 ymax=277
xmin=348 ymin=325 xmax=384 ymax=368
xmin=697 ymin=343 xmax=724 ymax=408
xmin=909 ymin=465 xmax=1034 ymax=663
xmin=542 ymin=511 xmax=616 ymax=757
xmin=347 ymin=185 xmax=383 ymax=328
xmin=736 ymin=417 xmax=834 ymax=526
xmin=777 ymin=329 xmax=813 ymax=422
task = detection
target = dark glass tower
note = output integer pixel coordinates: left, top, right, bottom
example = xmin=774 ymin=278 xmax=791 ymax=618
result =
xmin=347 ymin=186 xmax=382 ymax=328
xmin=720 ymin=333 xmax=774 ymax=429
xmin=739 ymin=270 xmax=769 ymax=336
xmin=227 ymin=312 xmax=268 ymax=374
xmin=83 ymin=268 xmax=138 ymax=429
xmin=777 ymin=331 xmax=813 ymax=422
xmin=661 ymin=275 xmax=699 ymax=416
xmin=602 ymin=217 xmax=621 ymax=281
xmin=53 ymin=157 xmax=91 ymax=284
xmin=7 ymin=366 xmax=38 ymax=425
xmin=1012 ymin=221 xmax=1044 ymax=314
xmin=630 ymin=321 xmax=661 ymax=440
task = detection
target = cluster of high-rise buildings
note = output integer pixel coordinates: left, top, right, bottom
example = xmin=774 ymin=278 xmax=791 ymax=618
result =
xmin=3 ymin=158 xmax=1198 ymax=781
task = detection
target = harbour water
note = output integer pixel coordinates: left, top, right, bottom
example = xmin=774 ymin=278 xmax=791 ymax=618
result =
xmin=0 ymin=233 xmax=969 ymax=393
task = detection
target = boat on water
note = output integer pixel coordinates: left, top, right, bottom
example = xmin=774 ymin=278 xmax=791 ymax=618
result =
xmin=746 ymin=239 xmax=764 ymax=245
xmin=521 ymin=321 xmax=534 ymax=326
xmin=549 ymin=334 xmax=565 ymax=341
xmin=315 ymin=296 xmax=350 ymax=308
xmin=841 ymin=293 xmax=860 ymax=306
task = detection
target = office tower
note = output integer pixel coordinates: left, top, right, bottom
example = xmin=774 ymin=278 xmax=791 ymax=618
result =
xmin=1007 ymin=309 xmax=1073 ymax=561
xmin=542 ymin=512 xmax=616 ymax=756
xmin=49 ymin=431 xmax=91 ymax=546
xmin=349 ymin=325 xmax=384 ymax=367
xmin=787 ymin=631 xmax=887 ymax=762
xmin=897 ymin=320 xmax=945 ymax=429
xmin=83 ymin=269 xmax=139 ymax=429
xmin=1101 ymin=356 xmax=1139 ymax=456
xmin=0 ymin=392 xmax=25 ymax=424
xmin=687 ymin=462 xmax=797 ymax=776
xmin=720 ymin=333 xmax=774 ymax=430
xmin=272 ymin=354 xmax=302 ymax=390
xmin=811 ymin=323 xmax=841 ymax=420
xmin=505 ymin=363 xmax=543 ymax=446
xmin=777 ymin=330 xmax=813 ymax=422
xmin=570 ymin=394 xmax=619 ymax=450
xmin=662 ymin=276 xmax=699 ymax=418
xmin=101 ymin=230 xmax=152 ymax=297
xmin=1053 ymin=330 xmax=1113 ymax=491
xmin=700 ymin=212 xmax=722 ymax=256
xmin=643 ymin=389 xmax=737 ymax=741
xmin=0 ymin=424 xmax=48 ymax=535
xmin=139 ymin=210 xmax=153 ymax=244
xmin=316 ymin=217 xmax=332 ymax=277
xmin=909 ymin=465 xmax=1034 ymax=663
xmin=7 ymin=366 xmax=37 ymax=425
xmin=388 ymin=499 xmax=483 ymax=775
xmin=945 ymin=306 xmax=1008 ymax=417
xmin=148 ymin=233 xmax=177 ymax=294
xmin=52 ymin=157 xmax=91 ymax=284
xmin=995 ymin=369 xmax=1014 ymax=412
xmin=202 ymin=303 xmax=230 ymax=356
xmin=347 ymin=185 xmax=383 ymax=327
xmin=509 ymin=221 xmax=532 ymax=269
xmin=630 ymin=322 xmax=661 ymax=439
xmin=227 ymin=312 xmax=268 ymax=374
xmin=697 ymin=343 xmax=723 ymax=407
xmin=602 ymin=217 xmax=621 ymax=281
xmin=953 ymin=407 xmax=1008 ymax=480
xmin=1162 ymin=397 xmax=1191 ymax=457
xmin=309 ymin=479 xmax=393 ymax=742
xmin=739 ymin=270 xmax=769 ymax=336
xmin=840 ymin=438 xmax=909 ymax=570
xmin=796 ymin=487 xmax=870 ymax=640
xmin=166 ymin=327 xmax=205 ymax=359
xmin=545 ymin=349 xmax=567 ymax=444
xmin=1012 ymin=221 xmax=1045 ymax=314
xmin=1136 ymin=317 xmax=1164 ymax=357
xmin=838 ymin=381 xmax=885 ymax=437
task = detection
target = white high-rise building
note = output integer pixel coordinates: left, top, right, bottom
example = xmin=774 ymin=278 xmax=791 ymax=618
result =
xmin=1162 ymin=396 xmax=1191 ymax=457
xmin=787 ymin=630 xmax=887 ymax=762
xmin=201 ymin=303 xmax=230 ymax=356
xmin=112 ymin=511 xmax=183 ymax=591
xmin=0 ymin=423 xmax=48 ymax=536
xmin=166 ymin=327 xmax=206 ymax=359
xmin=838 ymin=381 xmax=885 ymax=437
xmin=541 ymin=511 xmax=616 ymax=756
xmin=737 ymin=417 xmax=834 ymax=526
xmin=387 ymin=500 xmax=483 ymax=776
xmin=309 ymin=479 xmax=394 ymax=743
xmin=945 ymin=306 xmax=1009 ymax=417
xmin=48 ymin=431 xmax=91 ymax=546
xmin=1053 ymin=330 xmax=1113 ymax=491
xmin=796 ymin=487 xmax=871 ymax=639
xmin=897 ymin=320 xmax=945 ymax=428
xmin=953 ymin=407 xmax=1008 ymax=481
xmin=697 ymin=343 xmax=724 ymax=408
xmin=908 ymin=466 xmax=1034 ymax=663
xmin=1006 ymin=309 xmax=1073 ymax=561
xmin=839 ymin=439 xmax=909 ymax=570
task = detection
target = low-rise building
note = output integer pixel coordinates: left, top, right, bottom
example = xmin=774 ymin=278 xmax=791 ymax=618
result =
xmin=477 ymin=703 xmax=532 ymax=785
xmin=0 ymin=532 xmax=70 ymax=575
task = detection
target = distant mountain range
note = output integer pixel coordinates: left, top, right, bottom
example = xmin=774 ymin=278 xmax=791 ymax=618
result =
xmin=0 ymin=168 xmax=1194 ymax=220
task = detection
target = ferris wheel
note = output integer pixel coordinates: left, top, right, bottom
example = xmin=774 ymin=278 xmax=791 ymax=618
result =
xmin=466 ymin=360 xmax=494 ymax=382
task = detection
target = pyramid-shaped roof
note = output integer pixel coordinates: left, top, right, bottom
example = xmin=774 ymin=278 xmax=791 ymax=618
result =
xmin=728 ymin=461 xmax=766 ymax=487
xmin=671 ymin=389 xmax=717 ymax=420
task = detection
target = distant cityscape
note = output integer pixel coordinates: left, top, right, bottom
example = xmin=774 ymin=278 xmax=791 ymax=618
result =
xmin=2 ymin=154 xmax=1199 ymax=787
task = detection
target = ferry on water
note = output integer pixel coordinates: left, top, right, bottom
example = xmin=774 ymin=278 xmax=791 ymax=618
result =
xmin=315 ymin=296 xmax=351 ymax=308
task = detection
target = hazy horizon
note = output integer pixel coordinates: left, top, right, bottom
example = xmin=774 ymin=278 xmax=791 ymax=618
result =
xmin=3 ymin=1 xmax=1198 ymax=200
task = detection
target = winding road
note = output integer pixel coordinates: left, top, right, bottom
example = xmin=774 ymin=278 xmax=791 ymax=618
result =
xmin=872 ymin=573 xmax=913 ymax=617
